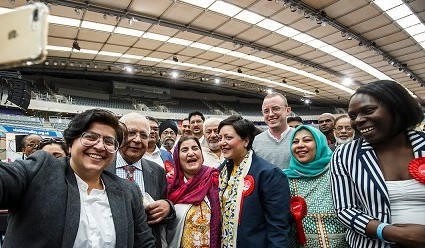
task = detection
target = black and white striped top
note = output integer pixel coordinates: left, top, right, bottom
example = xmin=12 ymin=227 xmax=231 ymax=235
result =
xmin=330 ymin=130 xmax=425 ymax=248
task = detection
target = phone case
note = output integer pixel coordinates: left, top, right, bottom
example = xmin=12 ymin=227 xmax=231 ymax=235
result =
xmin=0 ymin=3 xmax=49 ymax=69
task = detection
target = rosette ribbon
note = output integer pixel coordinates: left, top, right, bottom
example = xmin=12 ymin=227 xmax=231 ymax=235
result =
xmin=408 ymin=157 xmax=425 ymax=184
xmin=290 ymin=196 xmax=308 ymax=245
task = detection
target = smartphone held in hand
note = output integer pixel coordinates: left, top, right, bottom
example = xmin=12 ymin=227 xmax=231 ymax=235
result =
xmin=0 ymin=3 xmax=49 ymax=69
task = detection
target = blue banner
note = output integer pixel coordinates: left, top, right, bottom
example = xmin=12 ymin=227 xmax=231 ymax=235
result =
xmin=0 ymin=125 xmax=63 ymax=137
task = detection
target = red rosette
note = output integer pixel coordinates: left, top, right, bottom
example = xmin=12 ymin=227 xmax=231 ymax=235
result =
xmin=290 ymin=196 xmax=308 ymax=245
xmin=408 ymin=157 xmax=425 ymax=184
xmin=164 ymin=160 xmax=174 ymax=174
xmin=242 ymin=175 xmax=255 ymax=197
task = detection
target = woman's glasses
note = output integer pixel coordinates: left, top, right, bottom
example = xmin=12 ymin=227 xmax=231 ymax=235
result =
xmin=80 ymin=131 xmax=119 ymax=153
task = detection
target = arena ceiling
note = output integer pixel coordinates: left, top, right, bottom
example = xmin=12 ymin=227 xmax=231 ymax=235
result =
xmin=1 ymin=0 xmax=425 ymax=107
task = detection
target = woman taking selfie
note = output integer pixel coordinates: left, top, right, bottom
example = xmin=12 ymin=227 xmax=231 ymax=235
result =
xmin=284 ymin=125 xmax=347 ymax=247
xmin=331 ymin=80 xmax=425 ymax=247
xmin=218 ymin=115 xmax=291 ymax=248
xmin=166 ymin=136 xmax=220 ymax=248
xmin=0 ymin=109 xmax=155 ymax=247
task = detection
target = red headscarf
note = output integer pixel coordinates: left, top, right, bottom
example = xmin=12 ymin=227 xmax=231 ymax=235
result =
xmin=168 ymin=137 xmax=220 ymax=248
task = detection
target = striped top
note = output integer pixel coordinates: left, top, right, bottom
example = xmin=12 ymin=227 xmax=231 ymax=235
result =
xmin=330 ymin=130 xmax=425 ymax=248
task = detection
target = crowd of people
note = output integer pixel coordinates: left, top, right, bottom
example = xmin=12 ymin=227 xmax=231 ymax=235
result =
xmin=1 ymin=80 xmax=424 ymax=247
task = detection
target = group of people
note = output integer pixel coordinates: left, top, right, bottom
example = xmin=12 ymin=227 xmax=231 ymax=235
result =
xmin=1 ymin=79 xmax=424 ymax=248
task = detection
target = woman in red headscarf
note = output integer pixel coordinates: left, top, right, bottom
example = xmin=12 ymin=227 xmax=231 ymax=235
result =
xmin=166 ymin=135 xmax=220 ymax=248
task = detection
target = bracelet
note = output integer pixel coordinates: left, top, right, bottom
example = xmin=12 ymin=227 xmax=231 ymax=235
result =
xmin=376 ymin=223 xmax=390 ymax=241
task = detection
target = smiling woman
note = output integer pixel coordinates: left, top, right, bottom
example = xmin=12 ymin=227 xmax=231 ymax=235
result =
xmin=284 ymin=125 xmax=348 ymax=247
xmin=0 ymin=108 xmax=156 ymax=248
xmin=331 ymin=80 xmax=425 ymax=248
xmin=166 ymin=136 xmax=220 ymax=248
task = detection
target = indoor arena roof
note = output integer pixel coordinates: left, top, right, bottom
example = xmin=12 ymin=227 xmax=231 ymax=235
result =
xmin=1 ymin=0 xmax=425 ymax=107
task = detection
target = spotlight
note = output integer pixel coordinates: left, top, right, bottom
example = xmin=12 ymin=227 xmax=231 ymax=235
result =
xmin=347 ymin=35 xmax=352 ymax=40
xmin=171 ymin=71 xmax=179 ymax=79
xmin=172 ymin=55 xmax=179 ymax=62
xmin=266 ymin=89 xmax=273 ymax=94
xmin=214 ymin=78 xmax=220 ymax=84
xmin=341 ymin=31 xmax=346 ymax=38
xmin=237 ymin=68 xmax=242 ymax=73
xmin=108 ymin=66 xmax=112 ymax=71
xmin=103 ymin=13 xmax=108 ymax=20
xmin=159 ymin=71 xmax=165 ymax=76
xmin=304 ymin=12 xmax=310 ymax=18
xmin=282 ymin=79 xmax=287 ymax=84
xmin=128 ymin=17 xmax=134 ymax=26
xmin=358 ymin=41 xmax=363 ymax=46
xmin=72 ymin=41 xmax=81 ymax=50
xmin=315 ymin=89 xmax=319 ymax=94
xmin=305 ymin=99 xmax=311 ymax=104
xmin=290 ymin=4 xmax=297 ymax=12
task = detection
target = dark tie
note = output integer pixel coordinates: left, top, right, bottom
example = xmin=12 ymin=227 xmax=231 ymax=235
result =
xmin=124 ymin=165 xmax=136 ymax=182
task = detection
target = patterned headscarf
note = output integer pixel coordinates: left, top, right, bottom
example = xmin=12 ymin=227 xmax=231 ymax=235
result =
xmin=284 ymin=125 xmax=332 ymax=179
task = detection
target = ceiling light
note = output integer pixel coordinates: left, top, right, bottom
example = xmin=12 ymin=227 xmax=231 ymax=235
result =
xmin=209 ymin=1 xmax=242 ymax=17
xmin=342 ymin=78 xmax=352 ymax=85
xmin=304 ymin=12 xmax=310 ymax=18
xmin=237 ymin=68 xmax=242 ymax=73
xmin=128 ymin=17 xmax=134 ymax=26
xmin=282 ymin=79 xmax=287 ymax=84
xmin=81 ymin=21 xmax=114 ymax=32
xmin=266 ymin=89 xmax=273 ymax=94
xmin=72 ymin=41 xmax=81 ymax=50
xmin=214 ymin=78 xmax=220 ymax=84
xmin=315 ymin=89 xmax=319 ymax=94
xmin=234 ymin=10 xmax=265 ymax=24
xmin=290 ymin=4 xmax=297 ymax=12
xmin=257 ymin=19 xmax=284 ymax=31
xmin=341 ymin=31 xmax=347 ymax=37
xmin=179 ymin=0 xmax=215 ymax=8
xmin=142 ymin=32 xmax=170 ymax=41
xmin=108 ymin=66 xmax=112 ymax=71
xmin=124 ymin=66 xmax=133 ymax=73
xmin=171 ymin=71 xmax=179 ymax=79
xmin=114 ymin=27 xmax=144 ymax=37
xmin=304 ymin=99 xmax=311 ymax=104
xmin=172 ymin=55 xmax=179 ymax=62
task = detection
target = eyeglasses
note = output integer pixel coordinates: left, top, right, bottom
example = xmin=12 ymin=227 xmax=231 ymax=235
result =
xmin=162 ymin=130 xmax=176 ymax=136
xmin=127 ymin=129 xmax=149 ymax=140
xmin=80 ymin=131 xmax=119 ymax=153
xmin=335 ymin=126 xmax=353 ymax=131
xmin=262 ymin=106 xmax=284 ymax=115
xmin=40 ymin=137 xmax=65 ymax=145
xmin=26 ymin=142 xmax=39 ymax=148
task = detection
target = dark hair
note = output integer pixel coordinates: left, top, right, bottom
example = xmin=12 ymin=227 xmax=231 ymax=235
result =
xmin=182 ymin=118 xmax=189 ymax=122
xmin=63 ymin=109 xmax=125 ymax=147
xmin=218 ymin=115 xmax=256 ymax=150
xmin=38 ymin=137 xmax=69 ymax=156
xmin=146 ymin=116 xmax=159 ymax=125
xmin=351 ymin=80 xmax=423 ymax=132
xmin=21 ymin=134 xmax=41 ymax=147
xmin=287 ymin=116 xmax=303 ymax=123
xmin=188 ymin=111 xmax=205 ymax=122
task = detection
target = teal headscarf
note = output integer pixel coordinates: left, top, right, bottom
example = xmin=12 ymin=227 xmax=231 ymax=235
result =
xmin=283 ymin=125 xmax=332 ymax=179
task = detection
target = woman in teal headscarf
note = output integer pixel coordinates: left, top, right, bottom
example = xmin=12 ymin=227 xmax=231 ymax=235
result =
xmin=283 ymin=125 xmax=348 ymax=248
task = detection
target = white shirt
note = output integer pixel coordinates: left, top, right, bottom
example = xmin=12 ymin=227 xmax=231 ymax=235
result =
xmin=144 ymin=146 xmax=165 ymax=168
xmin=387 ymin=179 xmax=425 ymax=225
xmin=73 ymin=174 xmax=116 ymax=248
xmin=116 ymin=152 xmax=145 ymax=192
xmin=267 ymin=127 xmax=292 ymax=142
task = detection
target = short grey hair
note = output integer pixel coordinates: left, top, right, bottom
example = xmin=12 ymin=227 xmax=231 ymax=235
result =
xmin=204 ymin=117 xmax=222 ymax=132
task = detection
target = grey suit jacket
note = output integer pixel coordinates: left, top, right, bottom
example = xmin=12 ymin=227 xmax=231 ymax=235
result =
xmin=0 ymin=150 xmax=155 ymax=248
xmin=106 ymin=157 xmax=175 ymax=248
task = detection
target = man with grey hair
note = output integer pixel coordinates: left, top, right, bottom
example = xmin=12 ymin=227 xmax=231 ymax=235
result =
xmin=333 ymin=115 xmax=355 ymax=147
xmin=252 ymin=92 xmax=293 ymax=169
xmin=202 ymin=117 xmax=223 ymax=168
xmin=106 ymin=112 xmax=175 ymax=248
xmin=318 ymin=112 xmax=336 ymax=146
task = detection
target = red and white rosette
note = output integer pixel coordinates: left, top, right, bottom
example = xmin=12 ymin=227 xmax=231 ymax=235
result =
xmin=408 ymin=157 xmax=425 ymax=184
xmin=290 ymin=196 xmax=308 ymax=245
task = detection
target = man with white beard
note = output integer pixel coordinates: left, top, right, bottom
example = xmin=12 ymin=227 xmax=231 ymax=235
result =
xmin=201 ymin=118 xmax=223 ymax=168
xmin=333 ymin=115 xmax=355 ymax=147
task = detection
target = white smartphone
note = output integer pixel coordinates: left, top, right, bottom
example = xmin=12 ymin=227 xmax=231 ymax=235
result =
xmin=0 ymin=3 xmax=49 ymax=69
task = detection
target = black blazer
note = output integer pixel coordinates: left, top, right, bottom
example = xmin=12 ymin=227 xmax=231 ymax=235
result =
xmin=0 ymin=150 xmax=155 ymax=248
